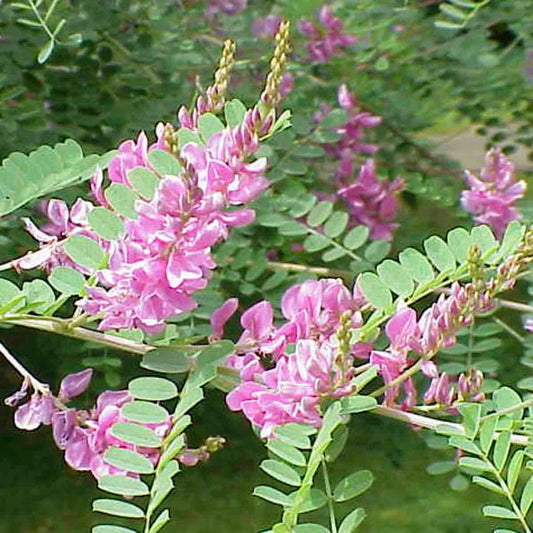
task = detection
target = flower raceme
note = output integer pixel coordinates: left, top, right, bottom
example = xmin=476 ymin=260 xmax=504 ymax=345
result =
xmin=6 ymin=368 xmax=213 ymax=479
xmin=225 ymin=278 xmax=372 ymax=437
xmin=461 ymin=149 xmax=526 ymax=238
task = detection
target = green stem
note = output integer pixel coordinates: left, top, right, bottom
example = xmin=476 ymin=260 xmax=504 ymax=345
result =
xmin=321 ymin=459 xmax=338 ymax=533
xmin=266 ymin=261 xmax=352 ymax=279
xmin=482 ymin=451 xmax=532 ymax=533
xmin=467 ymin=319 xmax=475 ymax=370
xmin=370 ymin=359 xmax=423 ymax=399
xmin=492 ymin=316 xmax=525 ymax=344
xmin=27 ymin=0 xmax=56 ymax=42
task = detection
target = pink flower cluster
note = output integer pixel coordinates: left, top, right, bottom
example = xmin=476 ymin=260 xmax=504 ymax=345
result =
xmin=315 ymin=85 xmax=382 ymax=167
xmin=370 ymin=282 xmax=490 ymax=408
xmin=222 ymin=279 xmax=372 ymax=437
xmin=22 ymin=107 xmax=271 ymax=333
xmin=8 ymin=369 xmax=167 ymax=479
xmin=206 ymin=0 xmax=247 ymax=18
xmin=461 ymin=149 xmax=526 ymax=238
xmin=298 ymin=6 xmax=357 ymax=63
xmin=7 ymin=369 xmax=211 ymax=479
xmin=338 ymin=159 xmax=404 ymax=241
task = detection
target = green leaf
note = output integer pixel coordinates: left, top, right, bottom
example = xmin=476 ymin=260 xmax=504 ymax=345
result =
xmin=439 ymin=3 xmax=466 ymax=21
xmin=49 ymin=266 xmax=85 ymax=295
xmin=64 ymin=235 xmax=106 ymax=270
xmin=339 ymin=395 xmax=377 ymax=415
xmin=22 ymin=279 xmax=54 ymax=314
xmin=198 ymin=113 xmax=225 ymax=142
xmin=333 ymin=470 xmax=374 ymax=502
xmin=479 ymin=416 xmax=498 ymax=454
xmin=177 ymin=128 xmax=202 ymax=147
xmin=121 ymin=400 xmax=169 ymax=424
xmin=458 ymin=457 xmax=491 ymax=472
xmin=128 ymin=377 xmax=179 ymax=401
xmin=447 ymin=228 xmax=473 ymax=262
xmin=141 ymin=347 xmax=192 ymax=374
xmin=424 ymin=236 xmax=456 ymax=272
xmin=494 ymin=431 xmax=512 ymax=471
xmin=293 ymin=145 xmax=325 ymax=158
xmin=0 ymin=279 xmax=22 ymax=309
xmin=88 ymin=207 xmax=124 ymax=241
xmin=110 ymin=422 xmax=162 ymax=448
xmin=294 ymin=525 xmax=329 ymax=533
xmin=267 ymin=440 xmax=307 ymax=467
xmin=274 ymin=424 xmax=314 ymax=449
xmin=470 ymin=225 xmax=498 ymax=257
xmin=38 ymin=40 xmax=54 ymax=64
xmin=398 ymin=248 xmax=434 ymax=283
xmin=98 ymin=474 xmax=149 ymax=497
xmin=449 ymin=0 xmax=475 ymax=7
xmin=296 ymin=488 xmax=328 ymax=513
xmin=338 ymin=508 xmax=366 ymax=533
xmin=279 ymin=221 xmax=308 ymax=237
xmin=147 ymin=149 xmax=182 ymax=175
xmin=496 ymin=222 xmax=525 ymax=262
xmin=449 ymin=436 xmax=481 ymax=455
xmin=482 ymin=506 xmax=517 ymax=520
xmin=307 ymin=201 xmax=333 ymax=228
xmin=224 ymin=100 xmax=247 ymax=127
xmin=105 ymin=183 xmax=138 ymax=219
xmin=325 ymin=425 xmax=349 ymax=463
xmin=260 ymin=459 xmax=301 ymax=487
xmin=426 ymin=461 xmax=456 ymax=475
xmin=304 ymin=234 xmax=330 ymax=253
xmin=343 ymin=226 xmax=369 ymax=250
xmin=364 ymin=241 xmax=390 ymax=263
xmin=149 ymin=509 xmax=170 ymax=533
xmin=458 ymin=403 xmax=481 ymax=439
xmin=127 ymin=167 xmax=159 ymax=200
xmin=262 ymin=270 xmax=289 ymax=291
xmin=494 ymin=387 xmax=524 ymax=420
xmin=473 ymin=476 xmax=505 ymax=495
xmin=520 ymin=476 xmax=533 ymax=514
xmin=92 ymin=526 xmax=137 ymax=533
xmin=104 ymin=447 xmax=155 ymax=474
xmin=253 ymin=485 xmax=291 ymax=506
xmin=377 ymin=260 xmax=414 ymax=297
xmin=324 ymin=211 xmax=348 ymax=238
xmin=358 ymin=273 xmax=392 ymax=310
xmin=507 ymin=451 xmax=524 ymax=493
xmin=449 ymin=474 xmax=470 ymax=492
xmin=322 ymin=247 xmax=346 ymax=263
xmin=92 ymin=498 xmax=145 ymax=519
xmin=321 ymin=109 xmax=348 ymax=128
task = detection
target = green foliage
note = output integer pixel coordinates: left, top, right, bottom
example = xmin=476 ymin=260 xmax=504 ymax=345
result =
xmin=0 ymin=140 xmax=114 ymax=217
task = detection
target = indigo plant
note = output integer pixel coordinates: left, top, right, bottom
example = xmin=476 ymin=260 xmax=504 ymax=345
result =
xmin=1 ymin=1 xmax=533 ymax=532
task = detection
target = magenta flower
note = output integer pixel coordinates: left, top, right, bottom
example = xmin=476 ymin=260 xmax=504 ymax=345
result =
xmin=225 ymin=279 xmax=372 ymax=436
xmin=337 ymin=159 xmax=404 ymax=241
xmin=461 ymin=149 xmax=526 ymax=238
xmin=210 ymin=298 xmax=239 ymax=339
xmin=298 ymin=6 xmax=357 ymax=63
xmin=252 ymin=15 xmax=282 ymax=40
xmin=227 ymin=339 xmax=355 ymax=437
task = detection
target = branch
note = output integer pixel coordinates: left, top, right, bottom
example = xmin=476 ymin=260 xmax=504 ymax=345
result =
xmin=0 ymin=339 xmax=50 ymax=395
xmin=372 ymin=405 xmax=529 ymax=446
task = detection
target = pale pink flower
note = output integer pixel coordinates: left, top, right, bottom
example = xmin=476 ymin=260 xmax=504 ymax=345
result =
xmin=461 ymin=149 xmax=526 ymax=238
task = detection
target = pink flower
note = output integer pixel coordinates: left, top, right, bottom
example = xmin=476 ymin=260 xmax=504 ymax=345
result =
xmin=210 ymin=298 xmax=239 ymax=339
xmin=461 ymin=149 xmax=526 ymax=238
xmin=338 ymin=160 xmax=404 ymax=241
xmin=227 ymin=339 xmax=355 ymax=437
xmin=252 ymin=15 xmax=282 ymax=40
xmin=225 ymin=279 xmax=370 ymax=435
xmin=298 ymin=6 xmax=357 ymax=64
